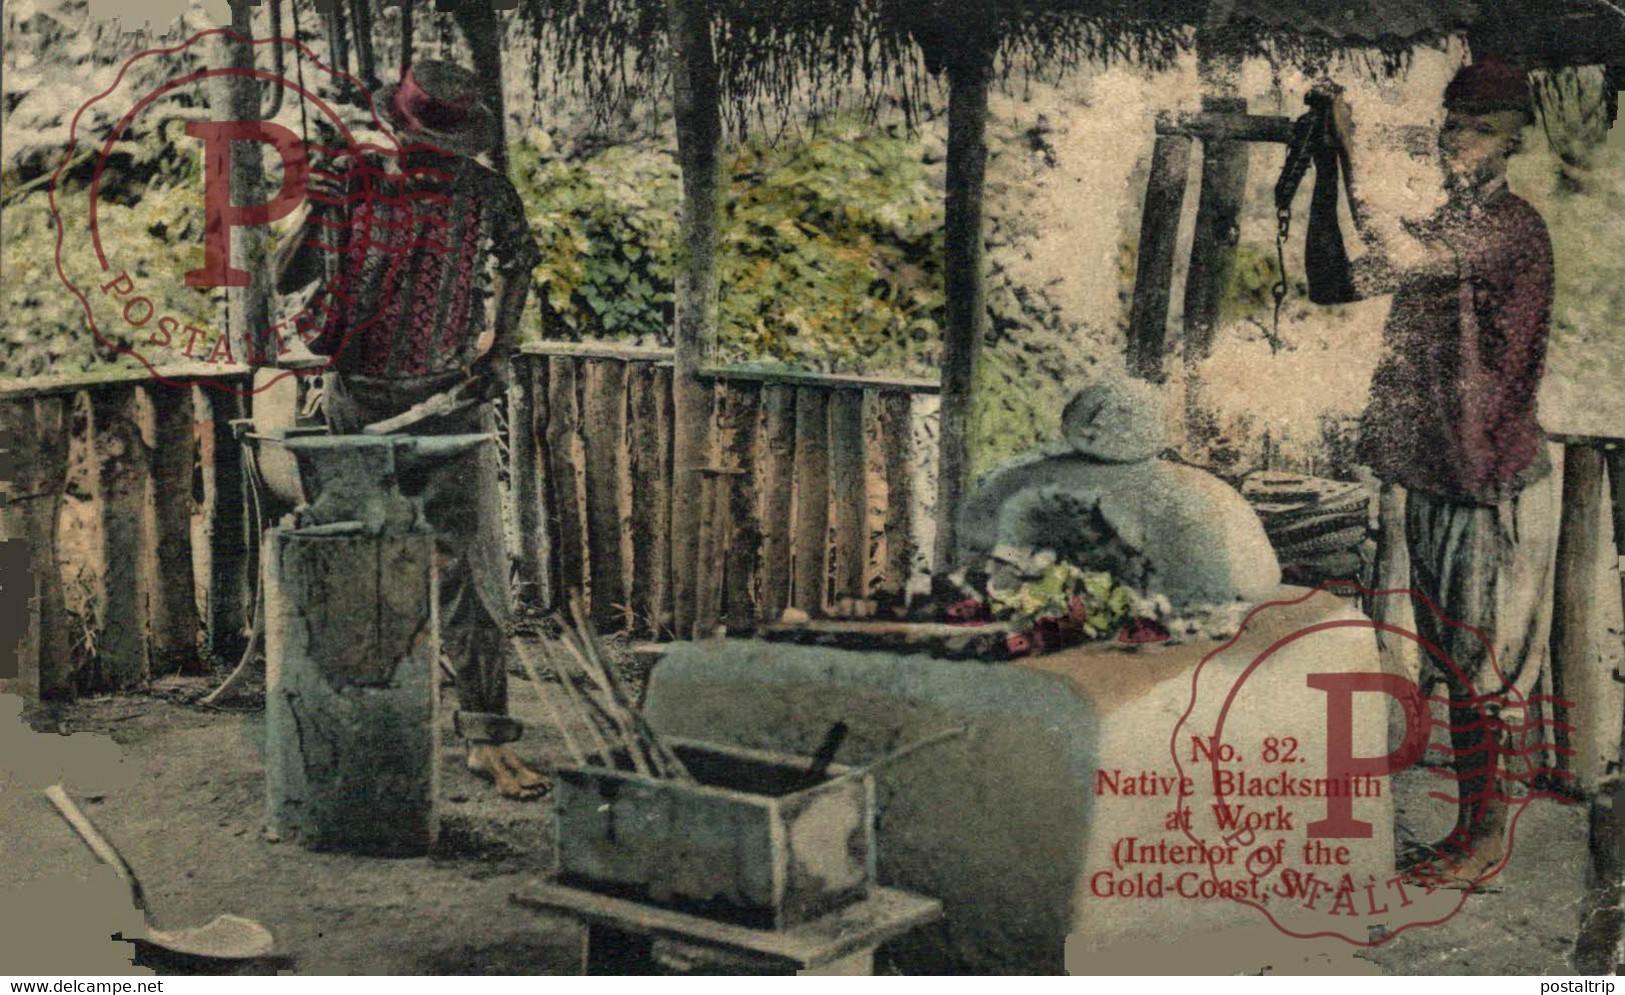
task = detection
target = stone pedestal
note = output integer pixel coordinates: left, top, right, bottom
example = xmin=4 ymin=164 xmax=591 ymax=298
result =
xmin=644 ymin=586 xmax=1396 ymax=973
xmin=264 ymin=527 xmax=440 ymax=854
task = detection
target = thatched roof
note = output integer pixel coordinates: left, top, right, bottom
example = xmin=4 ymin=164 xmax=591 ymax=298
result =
xmin=517 ymin=0 xmax=1624 ymax=128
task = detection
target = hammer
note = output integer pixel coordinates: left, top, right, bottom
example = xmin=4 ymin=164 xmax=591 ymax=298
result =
xmin=361 ymin=374 xmax=490 ymax=436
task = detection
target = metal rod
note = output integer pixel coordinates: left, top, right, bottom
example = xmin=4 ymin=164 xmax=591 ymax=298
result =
xmin=510 ymin=638 xmax=588 ymax=768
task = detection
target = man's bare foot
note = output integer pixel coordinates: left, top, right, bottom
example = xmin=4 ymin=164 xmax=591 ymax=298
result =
xmin=1402 ymin=831 xmax=1506 ymax=891
xmin=467 ymin=744 xmax=549 ymax=800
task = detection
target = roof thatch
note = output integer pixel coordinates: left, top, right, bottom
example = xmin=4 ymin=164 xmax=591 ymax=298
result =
xmin=515 ymin=0 xmax=1622 ymax=133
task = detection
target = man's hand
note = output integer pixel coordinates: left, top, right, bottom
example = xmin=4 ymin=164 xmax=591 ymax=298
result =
xmin=467 ymin=347 xmax=514 ymax=401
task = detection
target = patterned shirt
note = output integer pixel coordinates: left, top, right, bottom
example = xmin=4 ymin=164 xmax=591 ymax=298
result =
xmin=1358 ymin=186 xmax=1554 ymax=504
xmin=306 ymin=152 xmax=541 ymax=379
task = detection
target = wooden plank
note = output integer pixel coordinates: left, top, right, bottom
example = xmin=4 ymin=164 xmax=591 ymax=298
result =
xmin=522 ymin=342 xmax=674 ymax=363
xmin=693 ymin=469 xmax=735 ymax=640
xmin=828 ymin=390 xmax=867 ymax=608
xmin=1 ymin=401 xmax=42 ymax=695
xmin=877 ymin=392 xmax=915 ymax=612
xmin=33 ymin=398 xmax=72 ymax=697
xmin=511 ymin=883 xmax=941 ymax=971
xmin=933 ymin=59 xmax=993 ymax=578
xmin=546 ymin=356 xmax=588 ymax=608
xmin=630 ymin=363 xmax=674 ymax=638
xmin=205 ymin=389 xmax=251 ymax=665
xmin=0 ymin=365 xmax=253 ymax=402
xmin=757 ymin=386 xmax=797 ymax=626
xmin=1551 ymin=444 xmax=1625 ymax=792
xmin=89 ymin=387 xmax=150 ymax=688
xmin=1182 ymin=98 xmax=1250 ymax=364
xmin=510 ymin=355 xmax=548 ymax=609
xmin=720 ymin=383 xmax=763 ymax=633
xmin=1126 ymin=133 xmax=1194 ymax=380
xmin=702 ymin=366 xmax=939 ymax=395
xmin=141 ymin=384 xmax=201 ymax=675
xmin=791 ymin=388 xmax=832 ymax=615
xmin=581 ymin=359 xmax=629 ymax=632
xmin=1154 ymin=110 xmax=1293 ymax=144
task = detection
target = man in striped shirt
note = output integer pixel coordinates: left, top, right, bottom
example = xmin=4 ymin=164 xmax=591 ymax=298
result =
xmin=275 ymin=61 xmax=546 ymax=799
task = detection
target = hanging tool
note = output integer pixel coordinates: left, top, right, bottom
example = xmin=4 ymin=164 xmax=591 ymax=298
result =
xmin=44 ymin=785 xmax=278 ymax=965
xmin=1271 ymin=83 xmax=1358 ymax=350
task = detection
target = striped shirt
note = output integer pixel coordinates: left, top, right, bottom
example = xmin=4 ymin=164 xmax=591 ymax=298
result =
xmin=306 ymin=152 xmax=540 ymax=378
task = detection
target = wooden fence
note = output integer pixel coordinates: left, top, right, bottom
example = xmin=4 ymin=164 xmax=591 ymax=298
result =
xmin=0 ymin=349 xmax=936 ymax=696
xmin=0 ymin=367 xmax=256 ymax=697
xmin=510 ymin=344 xmax=938 ymax=639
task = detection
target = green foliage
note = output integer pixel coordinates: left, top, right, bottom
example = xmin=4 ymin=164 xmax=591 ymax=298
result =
xmin=988 ymin=560 xmax=1134 ymax=638
xmin=511 ymin=123 xmax=945 ymax=373
xmin=510 ymin=137 xmax=680 ymax=342
xmin=3 ymin=124 xmax=220 ymax=380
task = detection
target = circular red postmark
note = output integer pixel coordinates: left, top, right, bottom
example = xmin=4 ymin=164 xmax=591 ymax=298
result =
xmin=48 ymin=26 xmax=430 ymax=395
xmin=1159 ymin=581 xmax=1573 ymax=947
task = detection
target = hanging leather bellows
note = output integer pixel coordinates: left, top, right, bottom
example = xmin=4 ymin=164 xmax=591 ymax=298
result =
xmin=1274 ymin=86 xmax=1357 ymax=306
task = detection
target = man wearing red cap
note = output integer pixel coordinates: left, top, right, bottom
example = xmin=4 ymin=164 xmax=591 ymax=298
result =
xmin=1332 ymin=60 xmax=1557 ymax=888
xmin=274 ymin=61 xmax=547 ymax=800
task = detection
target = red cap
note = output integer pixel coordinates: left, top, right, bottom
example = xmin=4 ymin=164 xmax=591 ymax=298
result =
xmin=1444 ymin=59 xmax=1532 ymax=116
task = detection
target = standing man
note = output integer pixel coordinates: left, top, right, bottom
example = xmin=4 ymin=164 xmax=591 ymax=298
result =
xmin=274 ymin=61 xmax=547 ymax=799
xmin=1333 ymin=60 xmax=1558 ymax=888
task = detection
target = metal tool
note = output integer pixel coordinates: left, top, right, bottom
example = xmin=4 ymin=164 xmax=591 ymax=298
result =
xmin=44 ymin=785 xmax=277 ymax=964
xmin=820 ymin=726 xmax=970 ymax=788
xmin=360 ymin=376 xmax=484 ymax=436
xmin=796 ymin=721 xmax=850 ymax=790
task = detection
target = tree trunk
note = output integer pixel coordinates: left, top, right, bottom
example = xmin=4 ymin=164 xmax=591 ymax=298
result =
xmin=932 ymin=55 xmax=992 ymax=577
xmin=667 ymin=0 xmax=723 ymax=638
xmin=350 ymin=0 xmax=380 ymax=93
xmin=264 ymin=529 xmax=439 ymax=854
xmin=213 ymin=0 xmax=271 ymax=366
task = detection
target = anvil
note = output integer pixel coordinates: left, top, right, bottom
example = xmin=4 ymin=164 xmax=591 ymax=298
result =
xmin=257 ymin=430 xmax=493 ymax=535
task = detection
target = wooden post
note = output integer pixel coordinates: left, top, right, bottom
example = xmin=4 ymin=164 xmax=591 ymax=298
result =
xmin=141 ymin=384 xmax=202 ymax=674
xmin=1126 ymin=134 xmax=1194 ymax=380
xmin=349 ymin=0 xmax=380 ymax=93
xmin=667 ymin=0 xmax=723 ymax=639
xmin=264 ymin=528 xmax=438 ymax=854
xmin=1182 ymin=95 xmax=1250 ymax=435
xmin=720 ymin=383 xmax=763 ymax=633
xmin=758 ymin=385 xmax=797 ymax=625
xmin=1572 ymin=447 xmax=1625 ymax=972
xmin=932 ymin=52 xmax=993 ymax=577
xmin=88 ymin=388 xmax=150 ymax=689
xmin=1551 ymin=444 xmax=1625 ymax=792
xmin=582 ymin=360 xmax=629 ymax=632
xmin=829 ymin=390 xmax=867 ymax=608
xmin=510 ymin=357 xmax=547 ymax=609
xmin=792 ymin=388 xmax=831 ymax=615
xmin=877 ymin=392 xmax=915 ymax=613
xmin=205 ymin=390 xmax=251 ymax=665
xmin=214 ymin=0 xmax=272 ymax=366
xmin=0 ymin=398 xmax=72 ymax=698
xmin=630 ymin=363 xmax=675 ymax=637
xmin=546 ymin=357 xmax=587 ymax=605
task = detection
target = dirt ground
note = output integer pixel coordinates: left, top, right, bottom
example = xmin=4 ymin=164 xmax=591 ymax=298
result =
xmin=0 ymin=666 xmax=1597 ymax=977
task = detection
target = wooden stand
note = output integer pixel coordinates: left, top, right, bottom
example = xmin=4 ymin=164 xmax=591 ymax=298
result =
xmin=513 ymin=882 xmax=941 ymax=976
xmin=263 ymin=527 xmax=440 ymax=854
